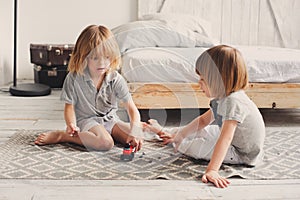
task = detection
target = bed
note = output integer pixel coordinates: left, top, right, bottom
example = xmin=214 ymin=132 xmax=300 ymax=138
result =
xmin=112 ymin=13 xmax=300 ymax=109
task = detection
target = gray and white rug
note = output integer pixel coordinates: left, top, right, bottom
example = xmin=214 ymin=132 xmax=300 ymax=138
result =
xmin=0 ymin=127 xmax=299 ymax=180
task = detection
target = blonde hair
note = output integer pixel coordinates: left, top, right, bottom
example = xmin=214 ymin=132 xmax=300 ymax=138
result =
xmin=196 ymin=45 xmax=248 ymax=98
xmin=68 ymin=25 xmax=121 ymax=74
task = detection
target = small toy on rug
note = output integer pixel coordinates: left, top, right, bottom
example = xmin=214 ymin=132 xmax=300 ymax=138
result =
xmin=120 ymin=143 xmax=135 ymax=161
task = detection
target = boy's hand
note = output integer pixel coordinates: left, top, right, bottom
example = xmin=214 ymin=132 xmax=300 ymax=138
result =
xmin=127 ymin=122 xmax=144 ymax=152
xmin=164 ymin=133 xmax=184 ymax=152
xmin=202 ymin=169 xmax=230 ymax=188
xmin=126 ymin=136 xmax=143 ymax=152
xmin=67 ymin=123 xmax=80 ymax=137
xmin=157 ymin=131 xmax=174 ymax=144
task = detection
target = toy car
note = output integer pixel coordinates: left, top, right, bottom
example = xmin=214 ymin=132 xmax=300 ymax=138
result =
xmin=120 ymin=143 xmax=135 ymax=161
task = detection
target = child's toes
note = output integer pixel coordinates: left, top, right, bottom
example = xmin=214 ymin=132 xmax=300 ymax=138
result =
xmin=148 ymin=119 xmax=158 ymax=125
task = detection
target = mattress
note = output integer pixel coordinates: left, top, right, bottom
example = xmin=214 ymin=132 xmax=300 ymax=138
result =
xmin=121 ymin=46 xmax=300 ymax=83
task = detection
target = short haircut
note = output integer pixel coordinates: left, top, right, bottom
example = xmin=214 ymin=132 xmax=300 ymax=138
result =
xmin=196 ymin=45 xmax=248 ymax=98
xmin=68 ymin=25 xmax=121 ymax=74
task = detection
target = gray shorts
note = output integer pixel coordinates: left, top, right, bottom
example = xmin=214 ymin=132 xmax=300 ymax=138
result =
xmin=78 ymin=116 xmax=120 ymax=134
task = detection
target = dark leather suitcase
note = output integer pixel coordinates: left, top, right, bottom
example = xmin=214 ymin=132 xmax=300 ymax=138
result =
xmin=33 ymin=65 xmax=68 ymax=88
xmin=30 ymin=44 xmax=74 ymax=66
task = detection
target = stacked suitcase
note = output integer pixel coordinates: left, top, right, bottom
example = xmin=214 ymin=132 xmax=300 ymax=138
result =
xmin=30 ymin=44 xmax=74 ymax=88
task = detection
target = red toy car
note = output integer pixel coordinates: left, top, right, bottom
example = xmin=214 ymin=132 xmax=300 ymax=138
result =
xmin=120 ymin=143 xmax=135 ymax=161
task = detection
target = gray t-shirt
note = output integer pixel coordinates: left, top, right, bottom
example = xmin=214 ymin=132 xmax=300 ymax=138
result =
xmin=60 ymin=68 xmax=131 ymax=130
xmin=210 ymin=90 xmax=265 ymax=166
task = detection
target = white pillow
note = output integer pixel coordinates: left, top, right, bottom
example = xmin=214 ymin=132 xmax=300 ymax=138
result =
xmin=140 ymin=13 xmax=215 ymax=46
xmin=112 ymin=20 xmax=198 ymax=53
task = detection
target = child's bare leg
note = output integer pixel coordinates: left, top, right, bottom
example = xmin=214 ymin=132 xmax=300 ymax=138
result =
xmin=145 ymin=119 xmax=162 ymax=133
xmin=34 ymin=130 xmax=81 ymax=145
xmin=111 ymin=121 xmax=131 ymax=144
xmin=145 ymin=119 xmax=175 ymax=140
xmin=78 ymin=125 xmax=114 ymax=151
xmin=35 ymin=125 xmax=114 ymax=151
xmin=111 ymin=121 xmax=143 ymax=151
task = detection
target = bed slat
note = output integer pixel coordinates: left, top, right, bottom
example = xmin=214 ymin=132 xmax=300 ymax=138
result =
xmin=128 ymin=83 xmax=300 ymax=109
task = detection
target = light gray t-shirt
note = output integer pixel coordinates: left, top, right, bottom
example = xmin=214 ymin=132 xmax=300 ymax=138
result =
xmin=60 ymin=68 xmax=131 ymax=130
xmin=210 ymin=90 xmax=265 ymax=166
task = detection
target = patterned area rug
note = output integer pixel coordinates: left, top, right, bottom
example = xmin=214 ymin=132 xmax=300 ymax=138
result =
xmin=0 ymin=127 xmax=299 ymax=180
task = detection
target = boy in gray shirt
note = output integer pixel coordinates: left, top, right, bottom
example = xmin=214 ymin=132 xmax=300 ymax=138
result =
xmin=35 ymin=25 xmax=143 ymax=152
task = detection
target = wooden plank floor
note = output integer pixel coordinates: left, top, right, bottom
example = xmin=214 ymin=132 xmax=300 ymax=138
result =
xmin=0 ymin=88 xmax=300 ymax=200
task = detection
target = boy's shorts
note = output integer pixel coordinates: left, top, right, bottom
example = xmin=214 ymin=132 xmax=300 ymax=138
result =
xmin=78 ymin=116 xmax=120 ymax=134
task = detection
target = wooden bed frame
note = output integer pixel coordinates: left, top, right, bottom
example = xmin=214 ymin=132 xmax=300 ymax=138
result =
xmin=128 ymin=82 xmax=300 ymax=109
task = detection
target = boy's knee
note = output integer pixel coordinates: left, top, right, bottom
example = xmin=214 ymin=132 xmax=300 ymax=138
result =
xmin=93 ymin=138 xmax=114 ymax=151
xmin=102 ymin=139 xmax=114 ymax=151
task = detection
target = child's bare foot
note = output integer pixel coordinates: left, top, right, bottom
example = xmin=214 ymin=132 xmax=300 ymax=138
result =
xmin=34 ymin=131 xmax=65 ymax=145
xmin=144 ymin=119 xmax=174 ymax=142
xmin=145 ymin=119 xmax=163 ymax=134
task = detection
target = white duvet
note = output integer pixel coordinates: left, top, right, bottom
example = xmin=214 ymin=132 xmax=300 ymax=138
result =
xmin=121 ymin=46 xmax=300 ymax=83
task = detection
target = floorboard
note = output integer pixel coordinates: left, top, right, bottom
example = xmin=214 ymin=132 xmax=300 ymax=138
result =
xmin=0 ymin=87 xmax=300 ymax=199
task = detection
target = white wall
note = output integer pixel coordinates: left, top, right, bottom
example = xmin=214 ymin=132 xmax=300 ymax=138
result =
xmin=139 ymin=0 xmax=300 ymax=49
xmin=0 ymin=0 xmax=137 ymax=85
xmin=0 ymin=0 xmax=13 ymax=86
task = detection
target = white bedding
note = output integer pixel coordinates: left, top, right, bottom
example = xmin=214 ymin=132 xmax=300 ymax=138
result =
xmin=121 ymin=46 xmax=300 ymax=83
xmin=112 ymin=16 xmax=300 ymax=83
xmin=121 ymin=47 xmax=201 ymax=82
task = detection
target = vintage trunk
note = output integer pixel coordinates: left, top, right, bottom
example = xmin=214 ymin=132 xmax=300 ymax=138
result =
xmin=33 ymin=65 xmax=68 ymax=88
xmin=30 ymin=44 xmax=74 ymax=66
